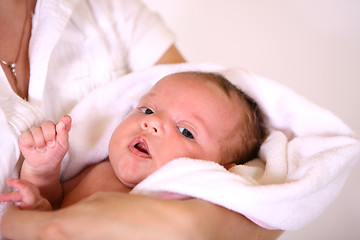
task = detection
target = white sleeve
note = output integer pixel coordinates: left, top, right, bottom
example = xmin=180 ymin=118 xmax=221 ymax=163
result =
xmin=0 ymin=79 xmax=46 ymax=193
xmin=0 ymin=109 xmax=20 ymax=194
xmin=86 ymin=0 xmax=176 ymax=71
xmin=33 ymin=0 xmax=176 ymax=121
xmin=119 ymin=0 xmax=175 ymax=70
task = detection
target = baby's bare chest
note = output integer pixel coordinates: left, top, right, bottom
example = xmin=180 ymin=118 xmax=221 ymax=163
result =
xmin=61 ymin=161 xmax=130 ymax=207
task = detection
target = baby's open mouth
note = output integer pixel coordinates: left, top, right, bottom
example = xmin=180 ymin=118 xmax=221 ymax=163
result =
xmin=134 ymin=142 xmax=149 ymax=154
xmin=129 ymin=137 xmax=151 ymax=158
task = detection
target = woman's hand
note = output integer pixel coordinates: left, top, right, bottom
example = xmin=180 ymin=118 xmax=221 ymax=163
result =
xmin=1 ymin=192 xmax=283 ymax=240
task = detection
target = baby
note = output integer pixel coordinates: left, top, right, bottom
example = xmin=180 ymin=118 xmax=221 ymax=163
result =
xmin=0 ymin=71 xmax=266 ymax=210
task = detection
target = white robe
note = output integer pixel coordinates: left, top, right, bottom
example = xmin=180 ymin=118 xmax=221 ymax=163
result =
xmin=0 ymin=0 xmax=174 ymax=198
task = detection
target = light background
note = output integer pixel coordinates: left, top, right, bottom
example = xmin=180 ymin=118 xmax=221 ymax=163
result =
xmin=143 ymin=0 xmax=360 ymax=239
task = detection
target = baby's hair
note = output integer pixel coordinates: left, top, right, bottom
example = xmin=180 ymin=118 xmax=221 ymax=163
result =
xmin=174 ymin=71 xmax=267 ymax=165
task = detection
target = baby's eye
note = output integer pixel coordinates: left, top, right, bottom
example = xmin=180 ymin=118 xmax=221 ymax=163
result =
xmin=177 ymin=127 xmax=194 ymax=139
xmin=140 ymin=107 xmax=154 ymax=115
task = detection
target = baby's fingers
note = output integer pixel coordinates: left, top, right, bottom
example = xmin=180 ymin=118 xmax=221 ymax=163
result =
xmin=28 ymin=126 xmax=47 ymax=152
xmin=0 ymin=179 xmax=32 ymax=204
xmin=57 ymin=115 xmax=72 ymax=133
xmin=19 ymin=131 xmax=35 ymax=149
xmin=55 ymin=115 xmax=72 ymax=149
xmin=19 ymin=121 xmax=57 ymax=152
xmin=3 ymin=179 xmax=42 ymax=210
xmin=40 ymin=121 xmax=57 ymax=148
xmin=0 ymin=191 xmax=23 ymax=203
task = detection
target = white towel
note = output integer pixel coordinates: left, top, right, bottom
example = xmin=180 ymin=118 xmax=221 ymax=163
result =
xmin=126 ymin=65 xmax=360 ymax=230
xmin=60 ymin=63 xmax=359 ymax=230
xmin=1 ymin=63 xmax=359 ymax=231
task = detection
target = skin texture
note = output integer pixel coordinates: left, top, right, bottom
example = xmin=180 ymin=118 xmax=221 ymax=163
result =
xmin=1 ymin=192 xmax=283 ymax=240
xmin=0 ymin=0 xmax=37 ymax=100
xmin=155 ymin=45 xmax=186 ymax=65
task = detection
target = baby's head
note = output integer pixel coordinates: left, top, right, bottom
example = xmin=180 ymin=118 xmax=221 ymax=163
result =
xmin=173 ymin=71 xmax=266 ymax=166
xmin=109 ymin=71 xmax=266 ymax=187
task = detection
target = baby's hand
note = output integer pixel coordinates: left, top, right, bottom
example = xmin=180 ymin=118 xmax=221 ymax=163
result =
xmin=0 ymin=179 xmax=52 ymax=210
xmin=19 ymin=115 xmax=72 ymax=176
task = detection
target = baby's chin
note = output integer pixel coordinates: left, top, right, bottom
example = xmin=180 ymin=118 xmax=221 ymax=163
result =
xmin=118 ymin=173 xmax=144 ymax=189
xmin=120 ymin=179 xmax=137 ymax=188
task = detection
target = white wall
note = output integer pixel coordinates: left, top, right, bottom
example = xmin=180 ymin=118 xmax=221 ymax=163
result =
xmin=143 ymin=0 xmax=360 ymax=239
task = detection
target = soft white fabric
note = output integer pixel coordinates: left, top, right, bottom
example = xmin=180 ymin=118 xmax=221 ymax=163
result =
xmin=55 ymin=63 xmax=360 ymax=230
xmin=0 ymin=0 xmax=174 ymax=226
xmin=0 ymin=70 xmax=46 ymax=194
xmin=0 ymin=76 xmax=46 ymax=227
xmin=30 ymin=0 xmax=174 ymax=121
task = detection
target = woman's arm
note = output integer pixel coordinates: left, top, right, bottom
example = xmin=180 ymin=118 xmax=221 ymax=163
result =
xmin=155 ymin=45 xmax=186 ymax=65
xmin=184 ymin=198 xmax=283 ymax=240
xmin=1 ymin=192 xmax=283 ymax=240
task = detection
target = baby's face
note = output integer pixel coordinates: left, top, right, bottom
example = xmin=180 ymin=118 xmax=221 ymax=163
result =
xmin=108 ymin=73 xmax=243 ymax=187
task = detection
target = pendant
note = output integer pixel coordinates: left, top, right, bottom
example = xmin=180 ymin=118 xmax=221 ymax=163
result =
xmin=1 ymin=60 xmax=26 ymax=100
xmin=1 ymin=61 xmax=18 ymax=82
xmin=1 ymin=61 xmax=16 ymax=73
xmin=9 ymin=62 xmax=16 ymax=73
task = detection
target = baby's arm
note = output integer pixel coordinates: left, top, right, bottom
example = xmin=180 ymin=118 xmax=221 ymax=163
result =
xmin=19 ymin=115 xmax=71 ymax=208
xmin=0 ymin=179 xmax=51 ymax=211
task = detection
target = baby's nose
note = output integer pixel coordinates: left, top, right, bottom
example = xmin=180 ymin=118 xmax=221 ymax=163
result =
xmin=141 ymin=117 xmax=163 ymax=135
xmin=142 ymin=122 xmax=158 ymax=133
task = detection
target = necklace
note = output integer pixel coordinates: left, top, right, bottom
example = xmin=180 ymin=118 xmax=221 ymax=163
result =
xmin=0 ymin=2 xmax=30 ymax=101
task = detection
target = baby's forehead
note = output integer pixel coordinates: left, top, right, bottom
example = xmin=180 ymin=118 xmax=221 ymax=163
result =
xmin=149 ymin=72 xmax=246 ymax=113
xmin=152 ymin=73 xmax=225 ymax=94
xmin=156 ymin=72 xmax=204 ymax=85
